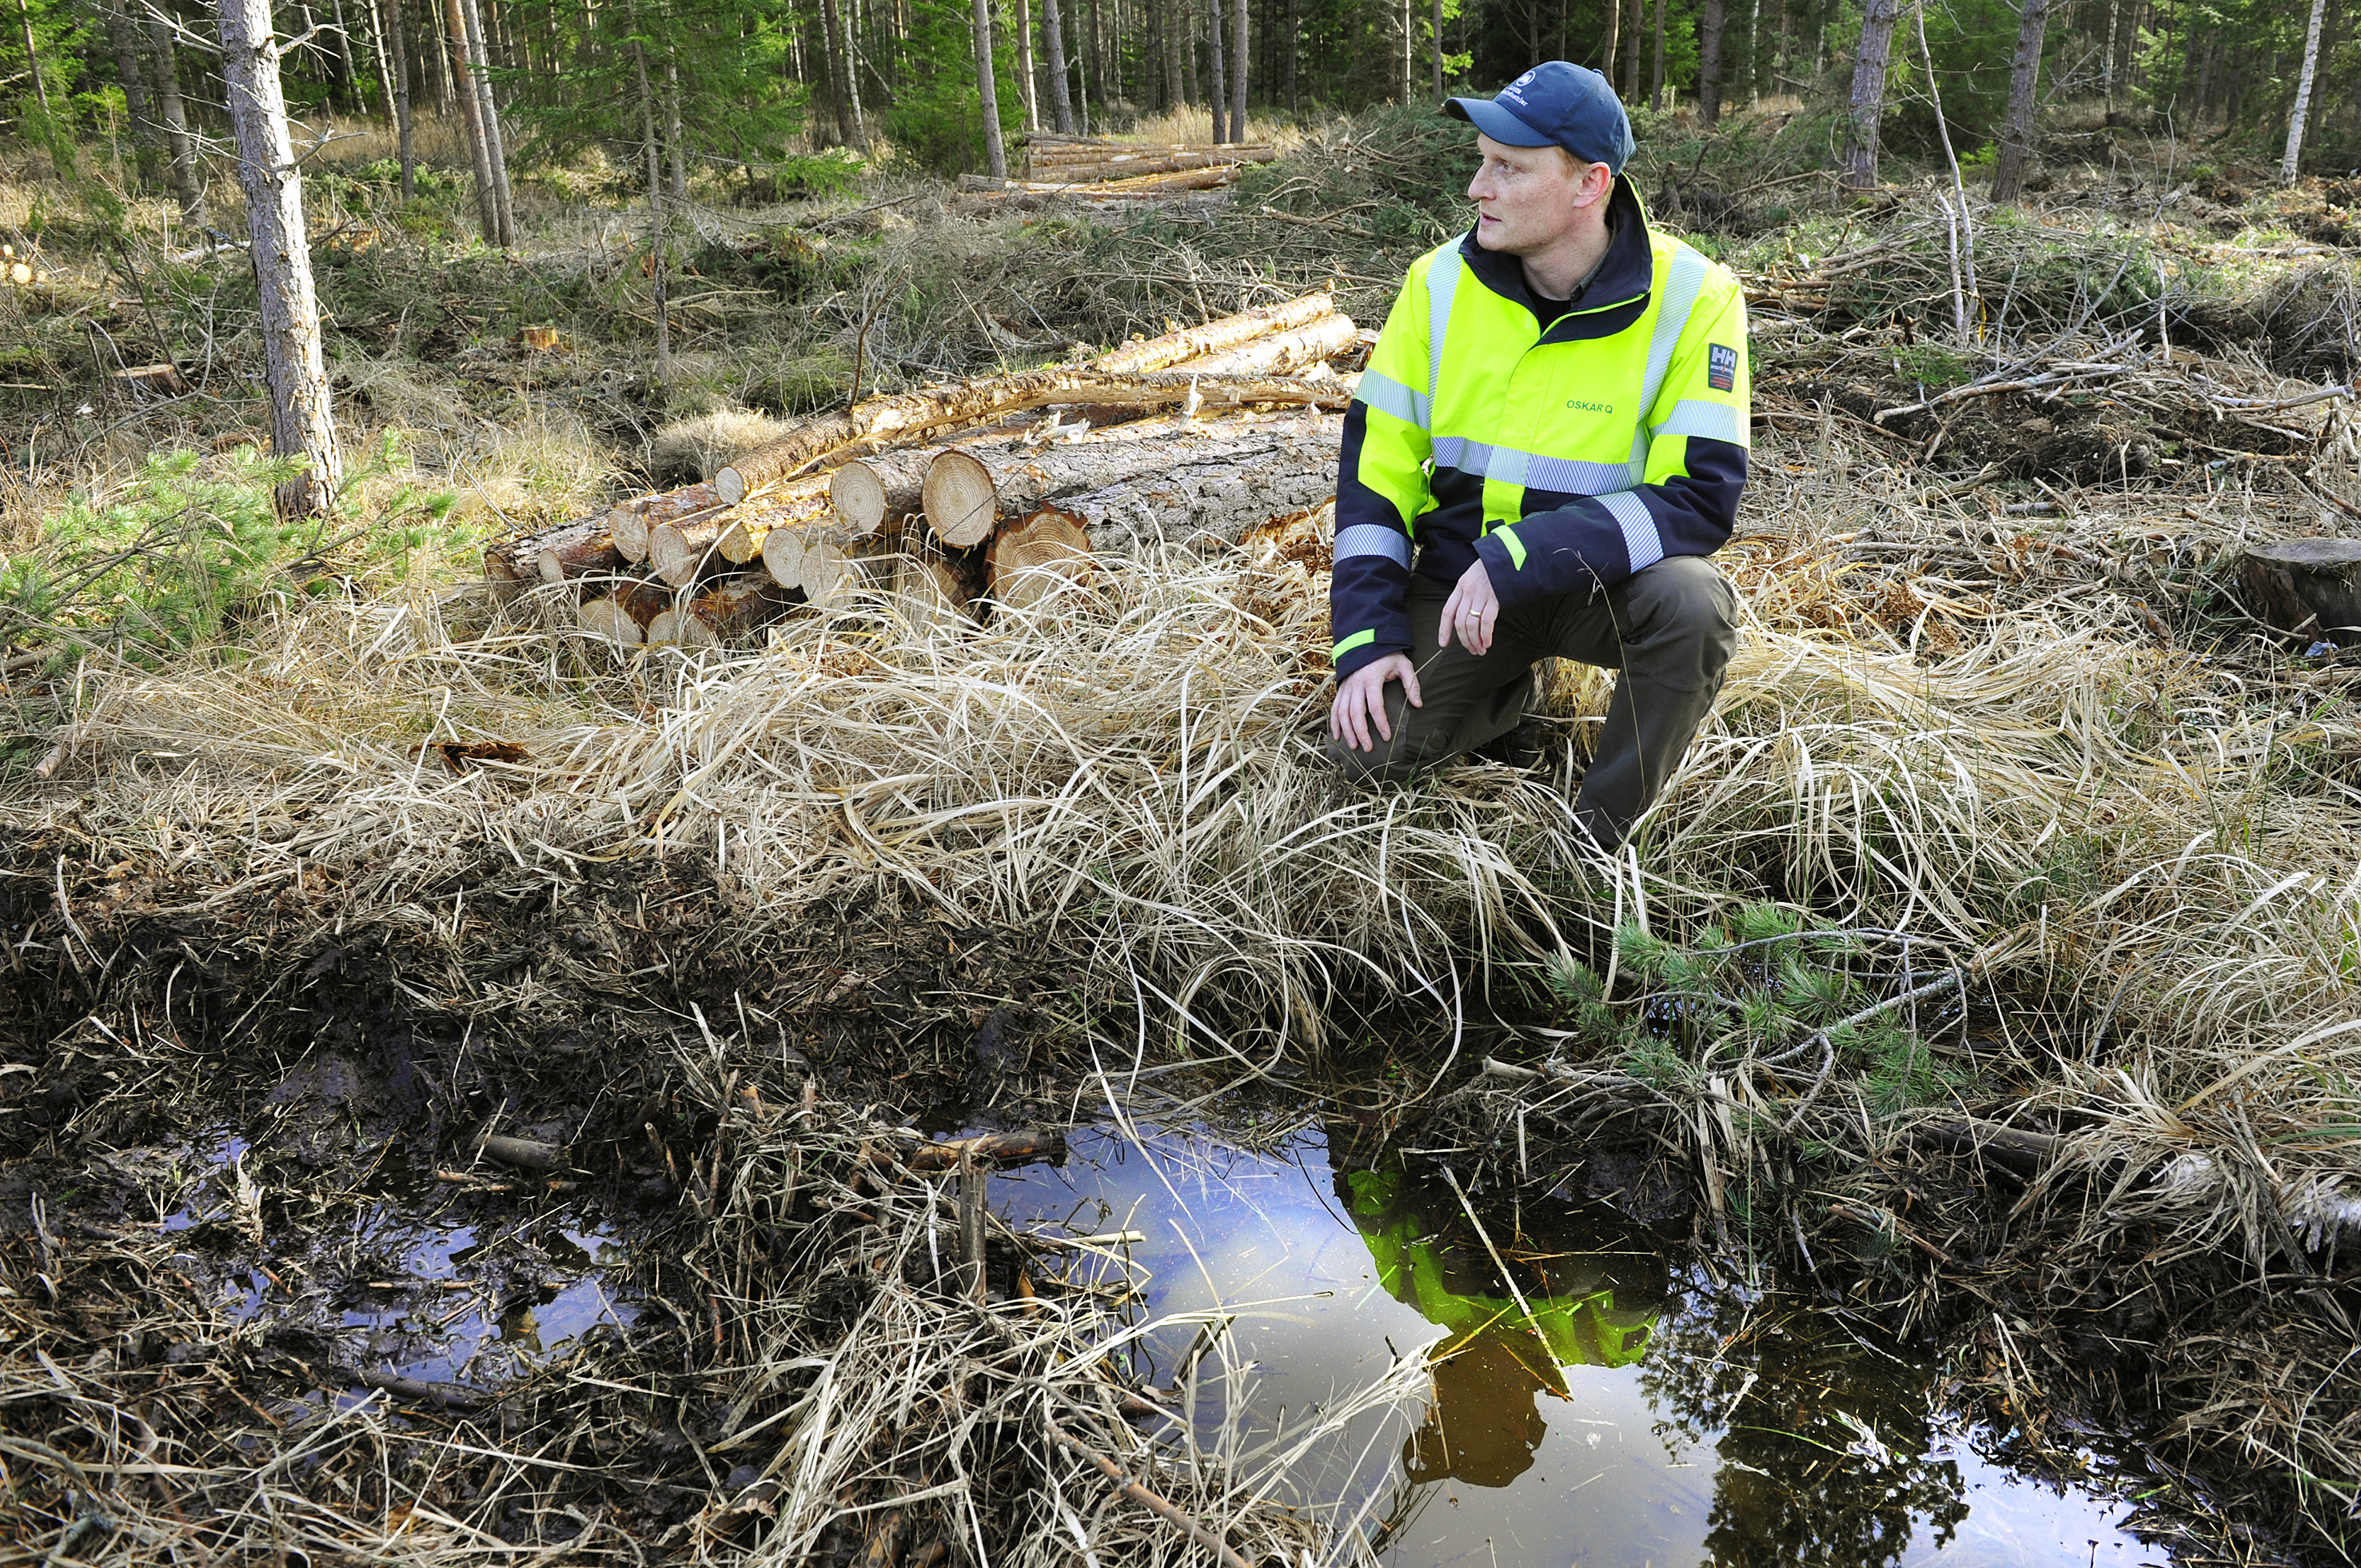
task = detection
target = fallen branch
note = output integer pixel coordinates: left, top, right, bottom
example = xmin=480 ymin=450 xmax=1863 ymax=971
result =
xmin=1043 ymin=1412 xmax=1254 ymax=1568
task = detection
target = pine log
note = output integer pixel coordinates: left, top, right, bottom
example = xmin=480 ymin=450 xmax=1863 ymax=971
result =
xmin=577 ymin=577 xmax=670 ymax=644
xmin=711 ymin=369 xmax=1349 ymax=505
xmin=798 ymin=533 xmax=900 ymax=608
xmin=923 ymin=450 xmax=1001 ymax=549
xmin=648 ymin=576 xmax=795 ymax=648
xmin=484 ymin=533 xmax=538 ymax=600
xmin=831 ymin=450 xmax=931 ymax=537
xmin=609 ymin=482 xmax=721 ymax=564
xmin=2240 ymin=539 xmax=2361 ymax=645
xmin=988 ymin=509 xmax=1095 ymax=610
xmin=1030 ymin=147 xmax=1274 ymax=182
xmin=1025 ymin=413 xmax=1342 ymax=558
xmin=1169 ymin=313 xmax=1357 ymax=378
xmin=720 ymin=482 xmax=836 ymax=562
xmin=647 ymin=513 xmax=734 ymax=587
xmin=536 ymin=515 xmax=624 ymax=585
xmin=1092 ymin=293 xmax=1332 ymax=375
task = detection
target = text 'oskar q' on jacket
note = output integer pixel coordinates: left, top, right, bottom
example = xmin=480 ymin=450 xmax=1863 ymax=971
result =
xmin=1328 ymin=175 xmax=1751 ymax=679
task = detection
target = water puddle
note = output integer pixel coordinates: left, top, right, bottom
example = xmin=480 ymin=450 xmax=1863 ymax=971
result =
xmin=991 ymin=1120 xmax=2169 ymax=1568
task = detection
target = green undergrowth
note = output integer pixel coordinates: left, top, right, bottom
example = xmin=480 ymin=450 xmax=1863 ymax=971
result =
xmin=0 ymin=437 xmax=460 ymax=677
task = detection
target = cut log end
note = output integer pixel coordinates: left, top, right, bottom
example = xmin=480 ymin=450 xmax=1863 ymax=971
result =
xmin=988 ymin=509 xmax=1095 ymax=612
xmin=577 ymin=596 xmax=646 ymax=645
xmin=832 ymin=461 xmax=888 ymax=536
xmin=923 ymin=449 xmax=999 ymax=549
xmin=715 ymin=468 xmax=750 ymax=507
xmin=2241 ymin=538 xmax=2361 ymax=645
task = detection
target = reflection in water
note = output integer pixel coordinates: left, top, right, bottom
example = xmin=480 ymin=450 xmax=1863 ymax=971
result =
xmin=991 ymin=1119 xmax=2163 ymax=1568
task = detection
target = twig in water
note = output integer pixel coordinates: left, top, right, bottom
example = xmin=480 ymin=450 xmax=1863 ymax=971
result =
xmin=1042 ymin=1411 xmax=1254 ymax=1568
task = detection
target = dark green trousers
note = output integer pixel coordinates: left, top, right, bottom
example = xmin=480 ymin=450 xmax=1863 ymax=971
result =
xmin=1325 ymin=555 xmax=1740 ymax=849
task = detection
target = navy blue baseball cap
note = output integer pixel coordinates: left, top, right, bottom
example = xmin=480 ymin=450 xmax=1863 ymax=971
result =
xmin=1446 ymin=62 xmax=1636 ymax=174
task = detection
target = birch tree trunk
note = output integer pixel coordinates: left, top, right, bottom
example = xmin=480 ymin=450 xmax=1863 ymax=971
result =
xmin=819 ymin=0 xmax=850 ymax=143
xmin=382 ymin=0 xmax=414 ymax=196
xmin=1602 ymin=0 xmax=1620 ymax=91
xmin=628 ymin=20 xmax=671 ymax=379
xmin=1014 ymin=0 xmax=1039 ymax=131
xmin=216 ymin=0 xmax=343 ymax=517
xmin=1989 ymin=0 xmax=2048 ymax=201
xmin=1840 ymin=0 xmax=1899 ymax=188
xmin=2283 ymin=0 xmax=2329 ymax=186
xmin=329 ymin=0 xmax=363 ymax=110
xmin=832 ymin=4 xmax=868 ymax=150
xmin=16 ymin=0 xmax=50 ymax=114
xmin=1206 ymin=0 xmax=1226 ymax=140
xmin=458 ymin=0 xmax=516 ymax=245
xmin=364 ymin=0 xmax=398 ymax=122
xmin=665 ymin=52 xmax=691 ymax=194
xmin=1040 ymin=0 xmax=1074 ymax=132
xmin=147 ymin=19 xmax=207 ymax=228
xmin=1696 ymin=0 xmax=1725 ymax=122
xmin=970 ymin=0 xmax=1007 ymax=178
xmin=441 ymin=0 xmax=498 ymax=237
xmin=1231 ymin=0 xmax=1246 ymax=135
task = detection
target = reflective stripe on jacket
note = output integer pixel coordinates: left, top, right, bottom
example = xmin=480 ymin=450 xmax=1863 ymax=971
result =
xmin=1330 ymin=177 xmax=1750 ymax=676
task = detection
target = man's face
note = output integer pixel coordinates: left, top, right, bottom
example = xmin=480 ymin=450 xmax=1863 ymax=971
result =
xmin=1466 ymin=133 xmax=1610 ymax=255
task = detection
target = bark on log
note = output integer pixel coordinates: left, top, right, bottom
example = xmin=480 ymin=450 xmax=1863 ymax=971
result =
xmin=477 ymin=1132 xmax=567 ymax=1171
xmin=648 ymin=513 xmax=741 ymax=586
xmin=648 ymin=575 xmax=796 ymax=648
xmin=831 ymin=450 xmax=931 ymax=537
xmin=1169 ymin=313 xmax=1357 ymax=377
xmin=536 ymin=517 xmax=624 ymax=585
xmin=1092 ymin=292 xmax=1332 ymax=374
xmin=903 ymin=1128 xmax=1067 ymax=1171
xmin=1048 ymin=417 xmax=1340 ymax=557
xmin=988 ymin=509 xmax=1095 ymax=610
xmin=2240 ymin=538 xmax=2361 ymax=644
xmin=577 ymin=577 xmax=670 ymax=644
xmin=711 ymin=369 xmax=1347 ymax=504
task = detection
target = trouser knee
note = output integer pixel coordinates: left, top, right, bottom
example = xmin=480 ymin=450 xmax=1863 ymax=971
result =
xmin=1621 ymin=558 xmax=1740 ymax=684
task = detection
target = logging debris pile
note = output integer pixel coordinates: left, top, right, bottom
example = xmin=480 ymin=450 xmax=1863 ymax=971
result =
xmin=486 ymin=291 xmax=1363 ymax=648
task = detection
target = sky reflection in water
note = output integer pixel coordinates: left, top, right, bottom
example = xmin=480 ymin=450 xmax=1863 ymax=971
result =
xmin=990 ymin=1121 xmax=2164 ymax=1568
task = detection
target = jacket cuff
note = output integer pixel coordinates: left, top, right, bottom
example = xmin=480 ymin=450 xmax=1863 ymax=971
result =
xmin=1334 ymin=636 xmax=1410 ymax=680
xmin=1472 ymin=533 xmax=1537 ymax=608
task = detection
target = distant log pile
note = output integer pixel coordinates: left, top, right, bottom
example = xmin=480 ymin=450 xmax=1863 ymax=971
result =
xmin=484 ymin=293 xmax=1360 ymax=649
xmin=951 ymin=135 xmax=1281 ymax=209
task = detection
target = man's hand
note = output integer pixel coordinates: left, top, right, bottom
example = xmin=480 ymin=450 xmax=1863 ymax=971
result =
xmin=1438 ymin=559 xmax=1501 ymax=656
xmin=1330 ymin=652 xmax=1422 ymax=754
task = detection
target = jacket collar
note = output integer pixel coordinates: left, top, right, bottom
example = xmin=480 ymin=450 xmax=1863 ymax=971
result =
xmin=1458 ymin=174 xmax=1654 ymax=325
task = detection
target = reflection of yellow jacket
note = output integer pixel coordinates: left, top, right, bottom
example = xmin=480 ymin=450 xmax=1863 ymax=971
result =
xmin=1346 ymin=1170 xmax=1659 ymax=1387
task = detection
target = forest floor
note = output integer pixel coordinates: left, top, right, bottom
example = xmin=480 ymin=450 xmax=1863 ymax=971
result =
xmin=4 ymin=102 xmax=2361 ymax=1566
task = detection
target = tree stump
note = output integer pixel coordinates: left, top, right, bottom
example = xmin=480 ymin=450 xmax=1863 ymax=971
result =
xmin=2241 ymin=539 xmax=2361 ymax=645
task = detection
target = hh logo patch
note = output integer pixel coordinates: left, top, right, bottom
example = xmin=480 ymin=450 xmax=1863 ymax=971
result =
xmin=1707 ymin=344 xmax=1739 ymax=393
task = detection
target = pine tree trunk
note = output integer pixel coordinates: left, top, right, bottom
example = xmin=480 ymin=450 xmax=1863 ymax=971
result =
xmin=1428 ymin=0 xmax=1439 ymax=98
xmin=2100 ymin=0 xmax=2119 ymax=105
xmin=1989 ymin=0 xmax=2048 ymax=201
xmin=1231 ymin=0 xmax=1247 ymax=133
xmin=1014 ymin=0 xmax=1039 ymax=130
xmin=1206 ymin=0 xmax=1226 ymax=141
xmin=836 ymin=0 xmax=869 ymax=150
xmin=1040 ymin=0 xmax=1075 ymax=132
xmin=1620 ymin=0 xmax=1639 ymax=98
xmin=215 ymin=0 xmax=343 ymax=517
xmin=1697 ymin=0 xmax=1725 ymax=122
xmin=458 ymin=0 xmax=516 ymax=245
xmin=104 ymin=4 xmax=158 ymax=184
xmin=16 ymin=0 xmax=50 ymax=114
xmin=820 ymin=0 xmax=850 ymax=146
xmin=2284 ymin=0 xmax=2329 ymax=185
xmin=1840 ymin=0 xmax=1898 ymax=187
xmin=383 ymin=0 xmax=414 ymax=196
xmin=971 ymin=0 xmax=1007 ymax=178
xmin=1398 ymin=0 xmax=1410 ymax=103
xmin=146 ymin=20 xmax=207 ymax=229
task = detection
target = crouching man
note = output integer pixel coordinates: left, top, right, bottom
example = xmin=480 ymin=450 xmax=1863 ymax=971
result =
xmin=1326 ymin=62 xmax=1748 ymax=852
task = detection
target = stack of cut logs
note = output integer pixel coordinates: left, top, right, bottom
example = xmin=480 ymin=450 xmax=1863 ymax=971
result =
xmin=486 ymin=291 xmax=1364 ymax=649
xmin=953 ymin=134 xmax=1279 ymax=208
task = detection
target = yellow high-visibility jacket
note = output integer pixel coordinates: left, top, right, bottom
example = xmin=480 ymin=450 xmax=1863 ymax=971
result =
xmin=1330 ymin=178 xmax=1750 ymax=676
